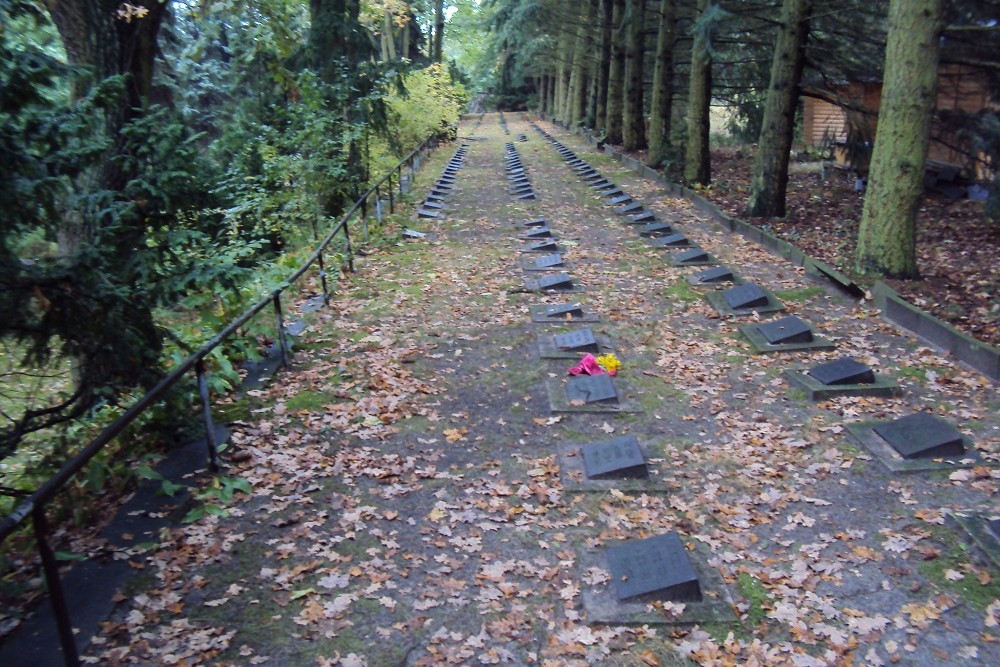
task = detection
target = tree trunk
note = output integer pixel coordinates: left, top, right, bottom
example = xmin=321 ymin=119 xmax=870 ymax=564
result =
xmin=605 ymin=0 xmax=625 ymax=143
xmin=594 ymin=0 xmax=614 ymax=133
xmin=432 ymin=0 xmax=444 ymax=62
xmin=745 ymin=0 xmax=811 ymax=218
xmin=382 ymin=10 xmax=396 ymax=61
xmin=647 ymin=0 xmax=676 ymax=167
xmin=567 ymin=17 xmax=587 ymax=126
xmin=622 ymin=0 xmax=646 ymax=151
xmin=855 ymin=0 xmax=943 ymax=278
xmin=582 ymin=0 xmax=600 ymax=127
xmin=683 ymin=0 xmax=712 ymax=185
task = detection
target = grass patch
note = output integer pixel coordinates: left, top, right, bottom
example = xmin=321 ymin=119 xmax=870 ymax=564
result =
xmin=663 ymin=279 xmax=701 ymax=304
xmin=919 ymin=526 xmax=1000 ymax=613
xmin=774 ymin=286 xmax=825 ymax=302
xmin=736 ymin=572 xmax=769 ymax=626
xmin=285 ymin=389 xmax=333 ymax=413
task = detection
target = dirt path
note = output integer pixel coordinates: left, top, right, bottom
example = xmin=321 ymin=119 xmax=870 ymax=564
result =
xmin=82 ymin=114 xmax=998 ymax=666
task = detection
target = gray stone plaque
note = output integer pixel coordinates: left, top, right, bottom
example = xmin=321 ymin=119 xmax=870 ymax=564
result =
xmin=722 ymin=283 xmax=769 ymax=310
xmin=516 ymin=218 xmax=547 ymax=229
xmin=538 ymin=273 xmax=574 ymax=291
xmin=545 ymin=302 xmax=585 ymax=318
xmin=590 ymin=179 xmax=612 ymax=188
xmin=533 ymin=253 xmax=565 ymax=269
xmin=522 ymin=226 xmax=553 ymax=238
xmin=553 ymin=328 xmax=597 ymax=351
xmin=630 ymin=211 xmax=656 ymax=223
xmin=524 ymin=240 xmax=558 ymax=252
xmin=620 ymin=202 xmax=644 ymax=214
xmin=421 ymin=200 xmax=444 ymax=210
xmin=873 ymin=413 xmax=966 ymax=460
xmin=426 ymin=193 xmax=446 ymax=203
xmin=673 ymin=247 xmax=709 ymax=263
xmin=989 ymin=518 xmax=1000 ymax=540
xmin=438 ymin=175 xmax=456 ymax=184
xmin=582 ymin=435 xmax=648 ymax=479
xmin=652 ymin=233 xmax=689 ymax=247
xmin=807 ymin=358 xmax=875 ymax=385
xmin=434 ymin=181 xmax=453 ymax=190
xmin=417 ymin=208 xmax=440 ymax=219
xmin=610 ymin=195 xmax=633 ymax=205
xmin=566 ymin=373 xmax=617 ymax=404
xmin=756 ymin=316 xmax=813 ymax=344
xmin=601 ymin=187 xmax=625 ymax=197
xmin=639 ymin=223 xmax=672 ymax=237
xmin=690 ymin=267 xmax=734 ymax=284
xmin=606 ymin=533 xmax=703 ymax=602
xmin=518 ymin=192 xmax=537 ymax=200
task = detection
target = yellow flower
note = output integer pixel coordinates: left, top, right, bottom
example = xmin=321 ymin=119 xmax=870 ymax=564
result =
xmin=595 ymin=353 xmax=621 ymax=373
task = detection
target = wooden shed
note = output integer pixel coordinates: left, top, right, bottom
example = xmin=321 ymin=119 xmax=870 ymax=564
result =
xmin=802 ymin=66 xmax=994 ymax=179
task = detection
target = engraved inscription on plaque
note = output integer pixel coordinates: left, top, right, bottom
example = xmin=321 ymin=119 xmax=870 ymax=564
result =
xmin=565 ymin=374 xmax=617 ymax=404
xmin=807 ymin=358 xmax=875 ymax=385
xmin=605 ymin=533 xmax=703 ymax=602
xmin=582 ymin=435 xmax=648 ymax=479
xmin=553 ymin=328 xmax=597 ymax=351
xmin=722 ymin=283 xmax=769 ymax=310
xmin=756 ymin=316 xmax=813 ymax=344
xmin=873 ymin=413 xmax=966 ymax=460
xmin=534 ymin=254 xmax=565 ymax=269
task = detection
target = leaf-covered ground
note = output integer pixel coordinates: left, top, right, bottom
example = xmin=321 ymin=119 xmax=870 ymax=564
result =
xmin=82 ymin=115 xmax=999 ymax=666
xmin=701 ymin=148 xmax=999 ymax=347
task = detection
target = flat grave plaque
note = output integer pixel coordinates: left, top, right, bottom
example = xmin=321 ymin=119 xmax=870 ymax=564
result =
xmin=630 ymin=211 xmax=656 ymax=223
xmin=518 ymin=192 xmax=537 ymax=200
xmin=417 ymin=208 xmax=440 ymax=219
xmin=426 ymin=193 xmax=446 ymax=203
xmin=606 ymin=533 xmax=702 ymax=602
xmin=807 ymin=358 xmax=875 ymax=385
xmin=583 ymin=172 xmax=605 ymax=181
xmin=989 ymin=518 xmax=1000 ymax=540
xmin=722 ymin=283 xmax=769 ymax=310
xmin=523 ymin=240 xmax=559 ymax=252
xmin=516 ymin=218 xmax=547 ymax=229
xmin=757 ymin=316 xmax=814 ymax=344
xmin=565 ymin=373 xmax=617 ymax=404
xmin=509 ymin=175 xmax=529 ymax=184
xmin=430 ymin=188 xmax=450 ymax=198
xmin=522 ymin=226 xmax=553 ymax=238
xmin=610 ymin=195 xmax=633 ymax=205
xmin=590 ymin=179 xmax=613 ymax=189
xmin=602 ymin=187 xmax=625 ymax=197
xmin=438 ymin=175 xmax=456 ymax=184
xmin=651 ymin=232 xmax=690 ymax=247
xmin=421 ymin=201 xmax=444 ymax=210
xmin=639 ymin=223 xmax=672 ymax=237
xmin=553 ymin=328 xmax=597 ymax=351
xmin=537 ymin=273 xmax=574 ymax=291
xmin=545 ymin=302 xmax=584 ymax=318
xmin=582 ymin=435 xmax=648 ymax=480
xmin=689 ymin=266 xmax=734 ymax=284
xmin=511 ymin=185 xmax=534 ymax=195
xmin=620 ymin=202 xmax=644 ymax=214
xmin=673 ymin=247 xmax=710 ymax=263
xmin=873 ymin=413 xmax=966 ymax=460
xmin=434 ymin=181 xmax=453 ymax=190
xmin=533 ymin=253 xmax=566 ymax=269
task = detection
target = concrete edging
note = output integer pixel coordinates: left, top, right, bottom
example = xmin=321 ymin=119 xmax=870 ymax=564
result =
xmin=532 ymin=112 xmax=1000 ymax=382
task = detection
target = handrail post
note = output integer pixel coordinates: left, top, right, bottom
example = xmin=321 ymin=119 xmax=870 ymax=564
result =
xmin=272 ymin=293 xmax=289 ymax=369
xmin=343 ymin=220 xmax=354 ymax=273
xmin=374 ymin=187 xmax=383 ymax=228
xmin=317 ymin=251 xmax=330 ymax=305
xmin=195 ymin=359 xmax=219 ymax=473
xmin=360 ymin=197 xmax=369 ymax=243
xmin=389 ymin=170 xmax=395 ymax=213
xmin=33 ymin=506 xmax=80 ymax=667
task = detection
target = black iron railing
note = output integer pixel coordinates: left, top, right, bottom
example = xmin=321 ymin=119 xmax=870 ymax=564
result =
xmin=0 ymin=134 xmax=440 ymax=667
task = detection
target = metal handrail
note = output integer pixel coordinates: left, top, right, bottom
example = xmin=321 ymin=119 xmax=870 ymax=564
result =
xmin=0 ymin=132 xmax=440 ymax=666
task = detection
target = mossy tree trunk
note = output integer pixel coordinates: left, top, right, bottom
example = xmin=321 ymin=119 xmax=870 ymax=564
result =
xmin=745 ymin=0 xmax=811 ymax=218
xmin=605 ymin=0 xmax=626 ymax=143
xmin=647 ymin=0 xmax=676 ymax=167
xmin=568 ymin=3 xmax=591 ymax=126
xmin=683 ymin=0 xmax=712 ymax=185
xmin=622 ymin=0 xmax=646 ymax=151
xmin=856 ymin=0 xmax=944 ymax=278
xmin=594 ymin=0 xmax=614 ymax=133
xmin=432 ymin=0 xmax=444 ymax=62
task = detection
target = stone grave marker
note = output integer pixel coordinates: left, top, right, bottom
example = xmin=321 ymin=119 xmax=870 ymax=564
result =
xmin=537 ymin=273 xmax=574 ymax=291
xmin=610 ymin=195 xmax=633 ymax=205
xmin=757 ymin=316 xmax=814 ymax=344
xmin=417 ymin=208 xmax=440 ymax=219
xmin=582 ymin=435 xmax=648 ymax=479
xmin=873 ymin=413 xmax=966 ymax=460
xmin=688 ymin=266 xmax=734 ymax=285
xmin=651 ymin=232 xmax=690 ymax=247
xmin=565 ymin=373 xmax=617 ymax=404
xmin=673 ymin=247 xmax=710 ymax=264
xmin=989 ymin=518 xmax=1000 ymax=540
xmin=521 ymin=226 xmax=553 ymax=238
xmin=722 ymin=283 xmax=769 ymax=310
xmin=590 ymin=179 xmax=613 ymax=188
xmin=605 ymin=533 xmax=702 ymax=602
xmin=630 ymin=211 xmax=656 ymax=223
xmin=620 ymin=202 xmax=644 ymax=214
xmin=808 ymin=358 xmax=875 ymax=385
xmin=553 ymin=328 xmax=598 ymax=352
xmin=523 ymin=240 xmax=559 ymax=252
xmin=601 ymin=186 xmax=625 ymax=197
xmin=545 ymin=303 xmax=584 ymax=318
xmin=518 ymin=192 xmax=537 ymax=200
xmin=533 ymin=253 xmax=566 ymax=269
xmin=516 ymin=218 xmax=547 ymax=229
xmin=639 ymin=223 xmax=672 ymax=237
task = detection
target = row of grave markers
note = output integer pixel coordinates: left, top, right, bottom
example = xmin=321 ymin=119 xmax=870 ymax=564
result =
xmin=528 ymin=120 xmax=983 ymax=470
xmin=498 ymin=132 xmax=710 ymax=615
xmin=417 ymin=145 xmax=468 ymax=221
xmin=505 ymin=142 xmax=537 ymax=200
